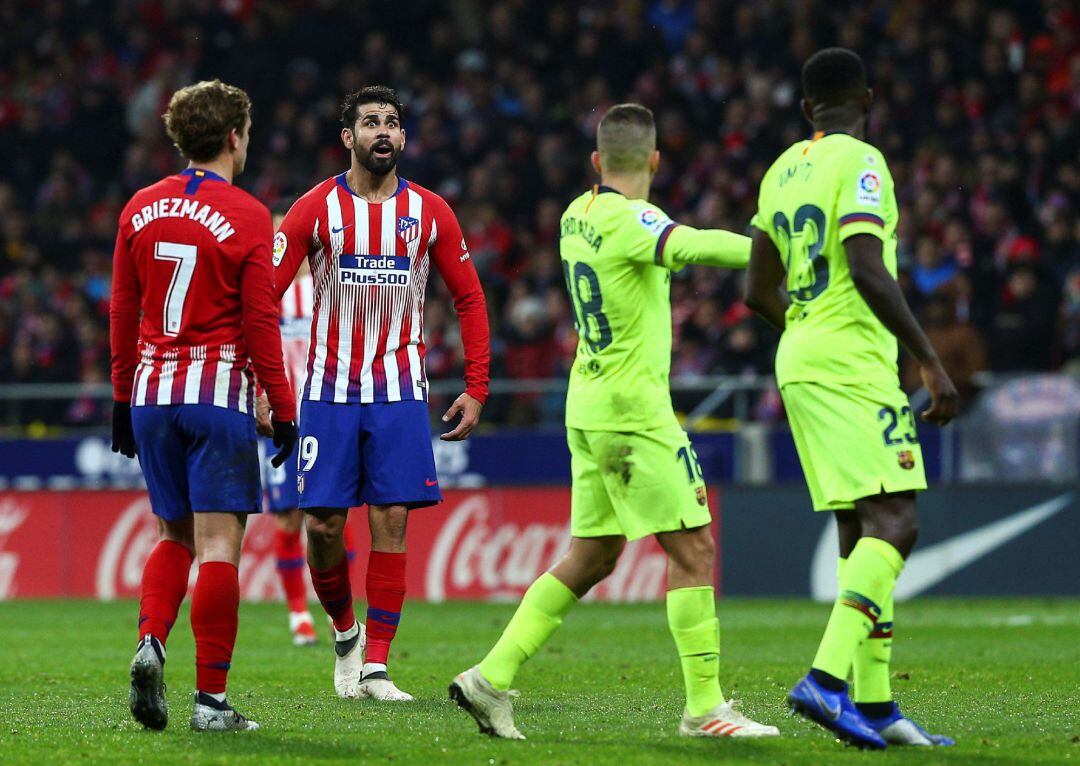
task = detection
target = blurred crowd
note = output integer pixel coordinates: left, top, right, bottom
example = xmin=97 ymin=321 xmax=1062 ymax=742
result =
xmin=1 ymin=0 xmax=1078 ymax=426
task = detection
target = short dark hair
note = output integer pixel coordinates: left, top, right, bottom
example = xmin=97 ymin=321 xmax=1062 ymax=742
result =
xmin=341 ymin=85 xmax=404 ymax=129
xmin=802 ymin=48 xmax=867 ymax=105
xmin=596 ymin=103 xmax=655 ymax=172
xmin=163 ymin=79 xmax=251 ymax=161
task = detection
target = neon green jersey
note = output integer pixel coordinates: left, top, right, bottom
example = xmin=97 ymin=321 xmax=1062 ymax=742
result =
xmin=751 ymin=133 xmax=900 ymax=388
xmin=561 ymin=185 xmax=750 ymax=431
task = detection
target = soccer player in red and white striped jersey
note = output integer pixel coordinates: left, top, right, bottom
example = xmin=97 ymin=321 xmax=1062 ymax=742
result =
xmin=110 ymin=80 xmax=297 ymax=731
xmin=271 ymin=85 xmax=490 ymax=701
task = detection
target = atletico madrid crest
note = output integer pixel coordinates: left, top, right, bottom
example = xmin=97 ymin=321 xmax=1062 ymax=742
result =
xmin=897 ymin=450 xmax=915 ymax=470
xmin=397 ymin=216 xmax=420 ymax=244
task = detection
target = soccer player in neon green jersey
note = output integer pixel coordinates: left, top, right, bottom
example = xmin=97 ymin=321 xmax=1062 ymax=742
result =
xmin=745 ymin=48 xmax=958 ymax=750
xmin=450 ymin=103 xmax=779 ymax=740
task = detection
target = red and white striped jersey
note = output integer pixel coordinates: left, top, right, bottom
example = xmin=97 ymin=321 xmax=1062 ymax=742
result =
xmin=279 ymin=273 xmax=314 ymax=395
xmin=273 ymin=174 xmax=489 ymax=405
xmin=110 ymin=168 xmax=296 ymax=421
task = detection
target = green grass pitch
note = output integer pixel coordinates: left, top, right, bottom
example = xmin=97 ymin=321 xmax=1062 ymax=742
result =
xmin=0 ymin=598 xmax=1076 ymax=765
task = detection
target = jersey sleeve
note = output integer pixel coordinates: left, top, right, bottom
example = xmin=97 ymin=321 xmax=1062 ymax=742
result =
xmin=621 ymin=203 xmax=680 ymax=266
xmin=836 ymin=148 xmax=894 ymax=242
xmin=273 ymin=192 xmax=320 ymax=299
xmin=661 ymin=226 xmax=750 ymax=270
xmin=109 ymin=214 xmax=141 ymax=403
xmin=239 ymin=205 xmax=296 ymax=421
xmin=619 ymin=203 xmax=749 ymax=271
xmin=428 ymin=196 xmax=490 ymax=404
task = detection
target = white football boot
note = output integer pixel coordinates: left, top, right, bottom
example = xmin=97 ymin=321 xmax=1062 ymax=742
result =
xmin=129 ymin=635 xmax=168 ymax=730
xmin=679 ymin=700 xmax=780 ymax=738
xmin=358 ymin=664 xmax=414 ymax=701
xmin=333 ymin=621 xmax=366 ymax=698
xmin=190 ymin=692 xmax=259 ymax=731
xmin=449 ymin=666 xmax=525 ymax=739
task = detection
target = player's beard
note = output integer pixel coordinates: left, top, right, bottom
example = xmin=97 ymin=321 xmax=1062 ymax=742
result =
xmin=358 ymin=140 xmax=400 ymax=177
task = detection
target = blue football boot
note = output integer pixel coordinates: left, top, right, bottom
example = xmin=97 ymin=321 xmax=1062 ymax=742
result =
xmin=863 ymin=702 xmax=955 ymax=746
xmin=787 ymin=673 xmax=887 ymax=750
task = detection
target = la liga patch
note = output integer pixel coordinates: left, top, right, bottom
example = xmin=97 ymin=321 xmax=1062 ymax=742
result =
xmin=856 ymin=170 xmax=882 ymax=207
xmin=272 ymin=231 xmax=288 ymax=266
xmin=637 ymin=207 xmax=674 ymax=236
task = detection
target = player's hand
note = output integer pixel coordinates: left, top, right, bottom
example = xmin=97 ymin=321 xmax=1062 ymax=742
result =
xmin=440 ymin=393 xmax=482 ymax=441
xmin=271 ymin=419 xmax=298 ymax=467
xmin=254 ymin=393 xmax=273 ymax=438
xmin=111 ymin=400 xmax=137 ymax=459
xmin=919 ymin=359 xmax=958 ymax=426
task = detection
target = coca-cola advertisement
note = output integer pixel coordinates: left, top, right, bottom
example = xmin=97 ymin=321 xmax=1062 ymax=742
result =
xmin=0 ymin=489 xmax=715 ymax=602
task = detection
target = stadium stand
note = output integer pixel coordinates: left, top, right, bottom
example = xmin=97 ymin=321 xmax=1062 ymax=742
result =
xmin=0 ymin=0 xmax=1077 ymax=426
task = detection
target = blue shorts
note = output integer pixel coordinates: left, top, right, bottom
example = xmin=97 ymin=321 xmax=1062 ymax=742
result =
xmin=297 ymin=400 xmax=441 ymax=510
xmin=259 ymin=437 xmax=300 ymax=513
xmin=132 ymin=404 xmax=261 ymax=521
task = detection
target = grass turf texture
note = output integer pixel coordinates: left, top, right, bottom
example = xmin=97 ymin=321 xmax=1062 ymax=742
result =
xmin=0 ymin=599 xmax=1076 ymax=765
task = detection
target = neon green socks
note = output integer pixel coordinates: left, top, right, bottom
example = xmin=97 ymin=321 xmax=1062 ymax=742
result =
xmin=667 ymin=586 xmax=724 ymax=717
xmin=477 ymin=573 xmax=577 ymax=691
xmin=853 ymin=564 xmax=894 ymax=703
xmin=812 ymin=537 xmax=903 ymax=682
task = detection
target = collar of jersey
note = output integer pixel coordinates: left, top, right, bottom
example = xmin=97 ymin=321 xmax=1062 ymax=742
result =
xmin=180 ymin=167 xmax=227 ymax=183
xmin=809 ymin=130 xmax=848 ymax=141
xmin=596 ymin=184 xmax=622 ymax=195
xmin=336 ymin=173 xmax=408 ymax=199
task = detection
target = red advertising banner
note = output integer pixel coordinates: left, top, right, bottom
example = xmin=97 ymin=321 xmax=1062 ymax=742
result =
xmin=0 ymin=489 xmax=714 ymax=602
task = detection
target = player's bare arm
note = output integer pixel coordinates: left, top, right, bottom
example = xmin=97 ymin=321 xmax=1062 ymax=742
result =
xmin=745 ymin=229 xmax=789 ymax=331
xmin=844 ymin=233 xmax=957 ymax=425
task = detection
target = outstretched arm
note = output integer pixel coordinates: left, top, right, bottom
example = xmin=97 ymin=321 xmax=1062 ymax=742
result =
xmin=744 ymin=229 xmax=789 ymax=331
xmin=845 ymin=234 xmax=957 ymax=425
xmin=660 ymin=225 xmax=751 ymax=270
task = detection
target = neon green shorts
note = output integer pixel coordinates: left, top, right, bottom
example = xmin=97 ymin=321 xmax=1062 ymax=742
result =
xmin=781 ymin=381 xmax=928 ymax=512
xmin=568 ymin=422 xmax=712 ymax=541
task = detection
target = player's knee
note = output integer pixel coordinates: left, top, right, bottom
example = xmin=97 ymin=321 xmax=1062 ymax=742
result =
xmin=158 ymin=517 xmax=194 ymax=553
xmin=594 ymin=548 xmax=622 ymax=581
xmin=276 ymin=509 xmax=303 ymax=534
xmin=897 ymin=520 xmax=918 ymax=557
xmin=863 ymin=510 xmax=918 ymax=558
xmin=678 ymin=527 xmax=715 ymax=565
xmin=304 ymin=513 xmax=344 ymax=550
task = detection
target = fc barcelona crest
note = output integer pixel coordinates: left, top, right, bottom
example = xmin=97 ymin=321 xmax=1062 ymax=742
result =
xmin=397 ymin=216 xmax=420 ymax=243
xmin=897 ymin=450 xmax=915 ymax=470
xmin=695 ymin=486 xmax=707 ymax=506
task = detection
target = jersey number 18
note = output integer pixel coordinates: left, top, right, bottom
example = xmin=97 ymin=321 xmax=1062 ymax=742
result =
xmin=562 ymin=260 xmax=612 ymax=353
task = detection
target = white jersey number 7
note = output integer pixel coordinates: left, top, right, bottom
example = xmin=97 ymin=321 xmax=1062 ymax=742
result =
xmin=154 ymin=241 xmax=198 ymax=336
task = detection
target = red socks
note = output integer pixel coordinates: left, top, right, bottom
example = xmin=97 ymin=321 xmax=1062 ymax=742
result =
xmin=343 ymin=520 xmax=357 ymax=566
xmin=310 ymin=558 xmax=355 ymax=632
xmin=191 ymin=561 xmax=240 ymax=694
xmin=365 ymin=551 xmax=406 ymax=665
xmin=273 ymin=527 xmax=308 ymax=613
xmin=138 ymin=540 xmax=194 ymax=644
